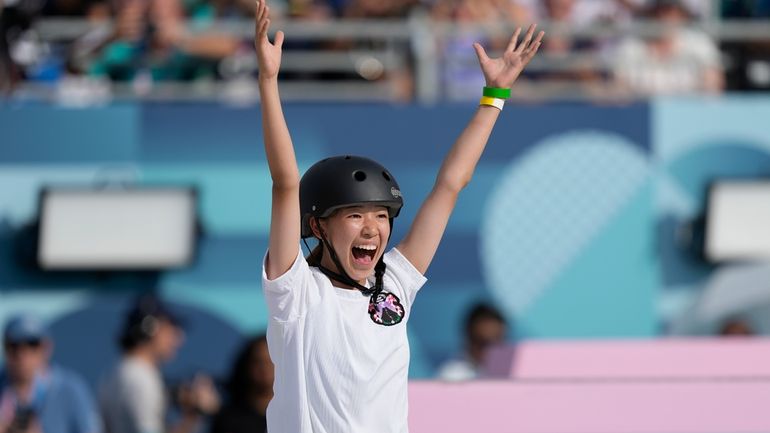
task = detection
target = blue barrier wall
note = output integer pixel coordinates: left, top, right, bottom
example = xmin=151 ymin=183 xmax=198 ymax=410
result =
xmin=1 ymin=97 xmax=769 ymax=385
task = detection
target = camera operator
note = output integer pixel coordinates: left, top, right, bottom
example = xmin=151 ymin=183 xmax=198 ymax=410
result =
xmin=99 ymin=296 xmax=219 ymax=433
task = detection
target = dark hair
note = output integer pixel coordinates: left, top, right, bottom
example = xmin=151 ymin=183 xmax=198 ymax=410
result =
xmin=464 ymin=303 xmax=507 ymax=337
xmin=306 ymin=243 xmax=323 ymax=267
xmin=226 ymin=334 xmax=269 ymax=404
xmin=118 ymin=295 xmax=183 ymax=352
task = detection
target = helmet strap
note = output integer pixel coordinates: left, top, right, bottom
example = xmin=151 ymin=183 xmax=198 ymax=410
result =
xmin=316 ymin=226 xmax=374 ymax=295
xmin=306 ymin=216 xmax=393 ymax=296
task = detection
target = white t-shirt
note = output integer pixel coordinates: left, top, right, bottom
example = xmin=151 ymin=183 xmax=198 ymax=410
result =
xmin=99 ymin=358 xmax=165 ymax=433
xmin=262 ymin=248 xmax=427 ymax=433
xmin=613 ymin=29 xmax=722 ymax=95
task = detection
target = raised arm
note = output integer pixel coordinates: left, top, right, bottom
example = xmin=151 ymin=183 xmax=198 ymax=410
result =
xmin=255 ymin=0 xmax=299 ymax=279
xmin=397 ymin=25 xmax=544 ymax=274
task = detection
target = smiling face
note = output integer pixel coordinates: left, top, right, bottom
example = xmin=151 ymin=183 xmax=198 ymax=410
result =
xmin=312 ymin=205 xmax=391 ymax=286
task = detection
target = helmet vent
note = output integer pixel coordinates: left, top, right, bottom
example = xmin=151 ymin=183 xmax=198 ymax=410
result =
xmin=382 ymin=171 xmax=391 ymax=181
xmin=353 ymin=170 xmax=367 ymax=182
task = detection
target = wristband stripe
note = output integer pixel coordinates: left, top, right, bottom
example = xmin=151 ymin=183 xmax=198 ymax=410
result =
xmin=479 ymin=96 xmax=504 ymax=111
xmin=483 ymin=86 xmax=511 ymax=99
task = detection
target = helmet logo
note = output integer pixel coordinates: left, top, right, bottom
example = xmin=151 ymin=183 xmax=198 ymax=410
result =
xmin=391 ymin=187 xmax=402 ymax=199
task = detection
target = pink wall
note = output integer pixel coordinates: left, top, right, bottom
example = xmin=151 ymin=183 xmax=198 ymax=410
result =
xmin=485 ymin=338 xmax=770 ymax=379
xmin=409 ymin=338 xmax=770 ymax=433
xmin=408 ymin=380 xmax=770 ymax=433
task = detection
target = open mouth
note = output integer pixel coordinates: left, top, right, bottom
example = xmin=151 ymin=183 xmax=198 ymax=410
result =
xmin=351 ymin=244 xmax=377 ymax=266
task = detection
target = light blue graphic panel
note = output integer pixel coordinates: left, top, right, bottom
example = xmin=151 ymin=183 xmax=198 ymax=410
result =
xmin=481 ymin=131 xmax=656 ymax=336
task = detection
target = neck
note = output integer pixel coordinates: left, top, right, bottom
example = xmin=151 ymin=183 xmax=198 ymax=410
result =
xmin=318 ymin=253 xmax=367 ymax=289
xmin=126 ymin=347 xmax=158 ymax=366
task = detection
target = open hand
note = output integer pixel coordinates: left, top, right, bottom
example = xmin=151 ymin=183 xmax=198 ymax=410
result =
xmin=254 ymin=0 xmax=284 ymax=80
xmin=473 ymin=24 xmax=544 ymax=89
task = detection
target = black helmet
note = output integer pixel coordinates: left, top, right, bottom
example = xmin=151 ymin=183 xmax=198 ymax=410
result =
xmin=300 ymin=155 xmax=403 ymax=238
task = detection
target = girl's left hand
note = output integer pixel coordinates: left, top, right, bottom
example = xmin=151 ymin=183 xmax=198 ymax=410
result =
xmin=473 ymin=24 xmax=544 ymax=89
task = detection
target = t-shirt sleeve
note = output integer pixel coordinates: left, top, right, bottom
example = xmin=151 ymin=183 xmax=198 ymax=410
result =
xmin=691 ymin=32 xmax=722 ymax=68
xmin=383 ymin=248 xmax=428 ymax=307
xmin=612 ymin=38 xmax=639 ymax=81
xmin=261 ymin=249 xmax=316 ymax=322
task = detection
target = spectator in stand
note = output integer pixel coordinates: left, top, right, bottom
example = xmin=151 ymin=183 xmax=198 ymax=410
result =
xmin=515 ymin=0 xmax=627 ymax=26
xmin=0 ymin=0 xmax=42 ymax=92
xmin=616 ymin=0 xmax=712 ymax=20
xmin=436 ymin=303 xmax=508 ymax=381
xmin=0 ymin=314 xmax=101 ymax=433
xmin=512 ymin=0 xmax=607 ymax=98
xmin=611 ymin=0 xmax=724 ymax=96
xmin=99 ymin=295 xmax=220 ymax=433
xmin=210 ymin=335 xmax=273 ymax=433
xmin=432 ymin=0 xmax=527 ymax=100
xmin=87 ymin=0 xmax=240 ymax=82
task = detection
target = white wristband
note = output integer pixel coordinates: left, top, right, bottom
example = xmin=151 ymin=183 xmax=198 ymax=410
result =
xmin=479 ymin=96 xmax=504 ymax=111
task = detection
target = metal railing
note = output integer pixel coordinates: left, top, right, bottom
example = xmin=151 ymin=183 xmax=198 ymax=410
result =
xmin=13 ymin=14 xmax=770 ymax=103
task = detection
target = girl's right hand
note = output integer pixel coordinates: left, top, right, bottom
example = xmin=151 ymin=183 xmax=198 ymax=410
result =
xmin=254 ymin=0 xmax=284 ymax=80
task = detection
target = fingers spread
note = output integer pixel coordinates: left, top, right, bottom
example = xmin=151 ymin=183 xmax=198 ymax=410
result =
xmin=532 ymin=30 xmax=545 ymax=47
xmin=515 ymin=23 xmax=536 ymax=54
xmin=255 ymin=0 xmax=266 ymax=40
xmin=473 ymin=42 xmax=489 ymax=63
xmin=505 ymin=27 xmax=521 ymax=53
xmin=256 ymin=0 xmax=265 ymax=23
xmin=524 ymin=41 xmax=541 ymax=62
xmin=260 ymin=18 xmax=271 ymax=37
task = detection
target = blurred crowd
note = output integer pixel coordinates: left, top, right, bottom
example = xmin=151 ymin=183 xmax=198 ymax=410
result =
xmin=1 ymin=297 xmax=274 ymax=433
xmin=0 ymin=297 xmax=759 ymax=433
xmin=1 ymin=0 xmax=770 ymax=99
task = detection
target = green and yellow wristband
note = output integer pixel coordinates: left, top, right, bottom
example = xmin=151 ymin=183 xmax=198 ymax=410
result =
xmin=479 ymin=87 xmax=509 ymax=111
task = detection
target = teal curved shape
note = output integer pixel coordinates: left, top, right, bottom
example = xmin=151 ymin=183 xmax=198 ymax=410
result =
xmin=481 ymin=131 xmax=651 ymax=323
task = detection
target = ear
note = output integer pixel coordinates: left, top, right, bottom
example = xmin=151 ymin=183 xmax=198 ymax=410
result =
xmin=309 ymin=217 xmax=324 ymax=239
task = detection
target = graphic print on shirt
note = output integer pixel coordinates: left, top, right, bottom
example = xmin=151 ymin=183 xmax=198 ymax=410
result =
xmin=368 ymin=291 xmax=405 ymax=326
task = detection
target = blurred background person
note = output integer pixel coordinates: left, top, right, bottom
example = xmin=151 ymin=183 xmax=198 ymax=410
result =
xmin=99 ymin=296 xmax=220 ymax=433
xmin=719 ymin=317 xmax=755 ymax=336
xmin=513 ymin=0 xmax=608 ymax=98
xmin=210 ymin=335 xmax=273 ymax=433
xmin=87 ymin=0 xmax=241 ymax=84
xmin=437 ymin=303 xmax=508 ymax=381
xmin=431 ymin=0 xmax=527 ymax=100
xmin=0 ymin=314 xmax=101 ymax=433
xmin=0 ymin=0 xmax=42 ymax=93
xmin=611 ymin=0 xmax=724 ymax=96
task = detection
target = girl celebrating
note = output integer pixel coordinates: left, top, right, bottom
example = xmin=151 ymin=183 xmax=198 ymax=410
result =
xmin=256 ymin=0 xmax=543 ymax=430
